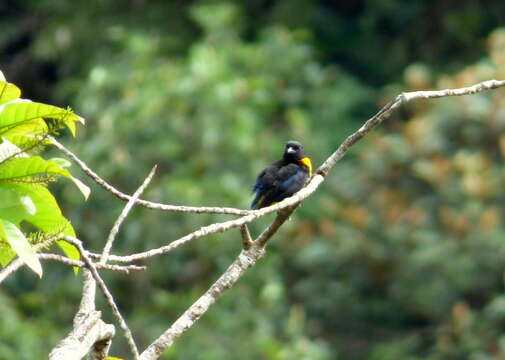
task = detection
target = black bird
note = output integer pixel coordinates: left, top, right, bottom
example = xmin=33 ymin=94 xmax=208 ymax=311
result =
xmin=251 ymin=140 xmax=312 ymax=209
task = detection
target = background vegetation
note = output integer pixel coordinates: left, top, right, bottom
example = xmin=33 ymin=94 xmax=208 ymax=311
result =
xmin=2 ymin=1 xmax=505 ymax=358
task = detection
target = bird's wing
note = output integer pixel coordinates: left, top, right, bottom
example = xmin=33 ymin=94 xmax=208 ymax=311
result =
xmin=251 ymin=164 xmax=279 ymax=208
xmin=252 ymin=169 xmax=266 ymax=193
xmin=269 ymin=164 xmax=307 ymax=202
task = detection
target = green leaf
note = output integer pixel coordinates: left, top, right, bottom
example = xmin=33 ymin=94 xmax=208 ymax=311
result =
xmin=57 ymin=239 xmax=80 ymax=265
xmin=0 ymin=187 xmax=36 ymax=224
xmin=70 ymin=175 xmax=91 ymax=200
xmin=0 ymin=219 xmax=42 ymax=277
xmin=49 ymin=157 xmax=72 ymax=168
xmin=49 ymin=158 xmax=91 ymax=199
xmin=0 ymin=81 xmax=21 ymax=105
xmin=0 ymin=156 xmax=72 ymax=181
xmin=3 ymin=118 xmax=49 ymax=139
xmin=0 ymin=101 xmax=84 ymax=137
xmin=0 ymin=182 xmax=78 ymax=260
xmin=0 ymin=242 xmax=16 ymax=267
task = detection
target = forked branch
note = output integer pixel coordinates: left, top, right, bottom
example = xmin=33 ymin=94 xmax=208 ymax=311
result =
xmin=137 ymin=79 xmax=505 ymax=359
xmin=26 ymin=79 xmax=505 ymax=360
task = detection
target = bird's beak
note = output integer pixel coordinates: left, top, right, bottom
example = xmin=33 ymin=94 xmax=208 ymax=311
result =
xmin=286 ymin=147 xmax=296 ymax=154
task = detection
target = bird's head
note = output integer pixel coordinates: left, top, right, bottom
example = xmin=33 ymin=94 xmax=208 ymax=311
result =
xmin=283 ymin=140 xmax=305 ymax=161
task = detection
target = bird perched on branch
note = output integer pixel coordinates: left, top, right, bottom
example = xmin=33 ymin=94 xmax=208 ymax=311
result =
xmin=251 ymin=140 xmax=312 ymax=209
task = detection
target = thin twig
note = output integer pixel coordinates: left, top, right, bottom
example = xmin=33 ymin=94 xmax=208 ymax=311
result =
xmin=240 ymin=225 xmax=253 ymax=249
xmin=100 ymin=165 xmax=157 ymax=265
xmin=50 ymin=137 xmax=250 ymax=216
xmin=38 ymin=253 xmax=146 ymax=273
xmin=0 ymin=253 xmax=145 ymax=285
xmin=318 ymin=79 xmax=505 ymax=175
xmin=64 ymin=236 xmax=140 ymax=360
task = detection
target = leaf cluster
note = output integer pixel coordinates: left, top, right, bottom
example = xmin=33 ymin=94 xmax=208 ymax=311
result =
xmin=0 ymin=72 xmax=87 ymax=277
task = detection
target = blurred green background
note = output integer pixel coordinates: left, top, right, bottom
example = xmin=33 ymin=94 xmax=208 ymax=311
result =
xmin=2 ymin=1 xmax=505 ymax=359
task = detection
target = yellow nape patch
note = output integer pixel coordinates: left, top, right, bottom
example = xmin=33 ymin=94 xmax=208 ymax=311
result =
xmin=299 ymin=157 xmax=312 ymax=176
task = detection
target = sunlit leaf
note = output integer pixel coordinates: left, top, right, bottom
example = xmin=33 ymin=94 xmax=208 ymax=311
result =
xmin=0 ymin=219 xmax=42 ymax=277
xmin=0 ymin=187 xmax=36 ymax=224
xmin=0 ymin=182 xmax=78 ymax=260
xmin=0 ymin=81 xmax=21 ymax=105
xmin=0 ymin=156 xmax=72 ymax=181
xmin=70 ymin=175 xmax=91 ymax=200
xmin=0 ymin=241 xmax=16 ymax=267
xmin=0 ymin=101 xmax=84 ymax=137
xmin=3 ymin=118 xmax=49 ymax=139
xmin=51 ymin=157 xmax=92 ymax=199
xmin=49 ymin=157 xmax=72 ymax=168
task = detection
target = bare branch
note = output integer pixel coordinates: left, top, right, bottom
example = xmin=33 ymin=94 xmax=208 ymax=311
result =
xmin=138 ymin=79 xmax=505 ymax=358
xmin=124 ymin=79 xmax=505 ymax=263
xmin=50 ymin=269 xmax=114 ymax=360
xmin=139 ymin=245 xmax=266 ymax=360
xmin=0 ymin=253 xmax=146 ymax=285
xmin=64 ymin=236 xmax=140 ymax=360
xmin=0 ymin=257 xmax=26 ymax=284
xmin=255 ymin=205 xmax=298 ymax=247
xmin=50 ymin=137 xmax=250 ymax=216
xmin=38 ymin=253 xmax=146 ymax=273
xmin=318 ymin=79 xmax=505 ymax=175
xmin=97 ymin=175 xmax=325 ymax=263
xmin=49 ymin=310 xmax=115 ymax=360
xmin=78 ymin=268 xmax=96 ymax=313
xmin=100 ymin=165 xmax=157 ymax=265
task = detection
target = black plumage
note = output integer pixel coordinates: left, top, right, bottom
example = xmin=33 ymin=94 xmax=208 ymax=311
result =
xmin=251 ymin=140 xmax=312 ymax=209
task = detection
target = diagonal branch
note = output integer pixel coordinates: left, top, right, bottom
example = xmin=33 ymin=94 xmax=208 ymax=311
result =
xmin=139 ymin=245 xmax=266 ymax=360
xmin=100 ymin=165 xmax=157 ymax=265
xmin=50 ymin=137 xmax=250 ymax=216
xmin=138 ymin=79 xmax=505 ymax=359
xmin=64 ymin=236 xmax=140 ymax=360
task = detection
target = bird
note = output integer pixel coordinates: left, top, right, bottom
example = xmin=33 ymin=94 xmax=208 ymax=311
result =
xmin=251 ymin=140 xmax=312 ymax=209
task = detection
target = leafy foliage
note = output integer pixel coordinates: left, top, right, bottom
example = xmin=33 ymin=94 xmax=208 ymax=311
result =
xmin=0 ymin=73 xmax=87 ymax=276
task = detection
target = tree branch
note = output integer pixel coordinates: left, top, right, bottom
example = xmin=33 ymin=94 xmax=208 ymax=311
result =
xmin=100 ymin=165 xmax=157 ymax=265
xmin=49 ymin=310 xmax=115 ymax=360
xmin=38 ymin=253 xmax=146 ymax=273
xmin=49 ymin=269 xmax=115 ymax=360
xmin=50 ymin=137 xmax=250 ymax=216
xmin=139 ymin=245 xmax=266 ymax=360
xmin=138 ymin=79 xmax=505 ymax=358
xmin=86 ymin=177 xmax=324 ymax=264
xmin=64 ymin=236 xmax=140 ymax=360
